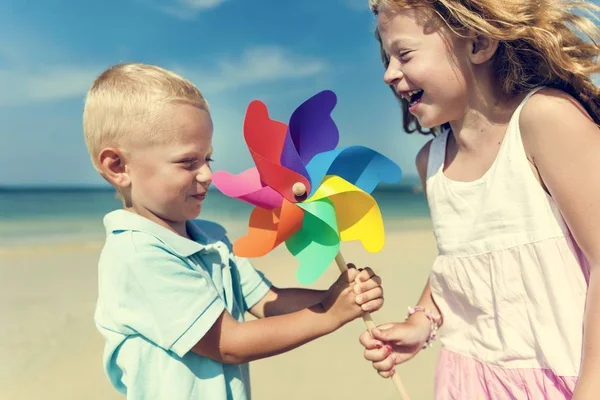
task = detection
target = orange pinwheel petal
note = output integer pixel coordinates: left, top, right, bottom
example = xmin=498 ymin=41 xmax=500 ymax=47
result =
xmin=233 ymin=199 xmax=304 ymax=257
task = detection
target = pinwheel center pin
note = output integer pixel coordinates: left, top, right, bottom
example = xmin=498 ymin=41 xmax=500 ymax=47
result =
xmin=292 ymin=182 xmax=307 ymax=197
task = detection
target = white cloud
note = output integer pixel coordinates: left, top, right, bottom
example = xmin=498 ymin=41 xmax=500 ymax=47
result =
xmin=0 ymin=45 xmax=327 ymax=107
xmin=0 ymin=66 xmax=103 ymax=107
xmin=177 ymin=46 xmax=328 ymax=95
xmin=154 ymin=0 xmax=229 ymax=19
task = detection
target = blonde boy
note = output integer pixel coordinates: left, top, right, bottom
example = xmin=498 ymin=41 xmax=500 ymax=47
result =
xmin=84 ymin=63 xmax=385 ymax=399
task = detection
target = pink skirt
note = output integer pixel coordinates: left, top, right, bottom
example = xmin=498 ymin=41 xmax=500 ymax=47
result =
xmin=434 ymin=349 xmax=577 ymax=399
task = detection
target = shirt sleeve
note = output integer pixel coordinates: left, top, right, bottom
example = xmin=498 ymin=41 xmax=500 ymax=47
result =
xmin=231 ymin=254 xmax=272 ymax=312
xmin=117 ymin=247 xmax=226 ymax=358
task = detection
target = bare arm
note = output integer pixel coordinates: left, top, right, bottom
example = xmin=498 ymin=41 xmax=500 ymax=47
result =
xmin=192 ymin=267 xmax=383 ymax=364
xmin=520 ymin=89 xmax=600 ymax=399
xmin=359 ymin=140 xmax=443 ymax=376
xmin=411 ymin=139 xmax=444 ymax=326
xmin=193 ymin=302 xmax=335 ymax=364
xmin=248 ymin=286 xmax=326 ymax=318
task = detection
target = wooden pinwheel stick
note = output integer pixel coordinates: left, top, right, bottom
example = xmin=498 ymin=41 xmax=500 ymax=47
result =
xmin=334 ymin=252 xmax=411 ymax=400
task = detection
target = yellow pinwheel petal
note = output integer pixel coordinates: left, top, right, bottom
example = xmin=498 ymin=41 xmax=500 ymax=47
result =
xmin=305 ymin=175 xmax=384 ymax=252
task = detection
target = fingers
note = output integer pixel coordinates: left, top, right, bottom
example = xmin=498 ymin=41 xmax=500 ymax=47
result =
xmin=371 ymin=324 xmax=407 ymax=344
xmin=344 ymin=263 xmax=359 ymax=282
xmin=354 ymin=274 xmax=382 ymax=292
xmin=359 ymin=330 xmax=383 ymax=350
xmin=355 ymin=267 xmax=376 ymax=282
xmin=378 ymin=367 xmax=397 ymax=379
xmin=363 ymin=345 xmax=391 ymax=362
xmin=354 ymin=286 xmax=384 ymax=312
xmin=372 ymin=353 xmax=398 ymax=375
xmin=340 ymin=267 xmax=359 ymax=283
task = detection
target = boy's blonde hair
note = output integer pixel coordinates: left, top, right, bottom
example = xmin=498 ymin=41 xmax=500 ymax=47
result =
xmin=83 ymin=63 xmax=209 ymax=172
xmin=370 ymin=0 xmax=600 ymax=135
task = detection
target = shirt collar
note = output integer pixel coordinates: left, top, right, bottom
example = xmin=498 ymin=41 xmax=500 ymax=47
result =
xmin=103 ymin=210 xmax=228 ymax=257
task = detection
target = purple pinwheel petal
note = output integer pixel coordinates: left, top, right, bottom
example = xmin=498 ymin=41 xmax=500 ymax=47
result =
xmin=282 ymin=90 xmax=339 ymax=174
xmin=280 ymin=131 xmax=310 ymax=181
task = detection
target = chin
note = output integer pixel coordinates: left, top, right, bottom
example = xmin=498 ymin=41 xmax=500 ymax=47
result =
xmin=418 ymin=113 xmax=449 ymax=130
xmin=416 ymin=118 xmax=438 ymax=129
xmin=187 ymin=206 xmax=202 ymax=220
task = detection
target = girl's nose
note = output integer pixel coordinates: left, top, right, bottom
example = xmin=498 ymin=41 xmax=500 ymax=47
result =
xmin=383 ymin=58 xmax=404 ymax=86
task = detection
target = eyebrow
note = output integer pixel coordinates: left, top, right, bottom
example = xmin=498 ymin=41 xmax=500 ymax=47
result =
xmin=390 ymin=37 xmax=419 ymax=49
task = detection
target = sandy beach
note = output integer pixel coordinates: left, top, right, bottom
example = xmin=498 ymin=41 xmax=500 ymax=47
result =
xmin=0 ymin=219 xmax=439 ymax=400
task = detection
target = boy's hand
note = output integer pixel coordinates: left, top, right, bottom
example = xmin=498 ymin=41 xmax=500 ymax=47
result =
xmin=353 ymin=267 xmax=383 ymax=312
xmin=320 ymin=264 xmax=383 ymax=328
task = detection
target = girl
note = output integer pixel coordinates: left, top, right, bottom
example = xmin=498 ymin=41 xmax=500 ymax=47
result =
xmin=359 ymin=0 xmax=600 ymax=398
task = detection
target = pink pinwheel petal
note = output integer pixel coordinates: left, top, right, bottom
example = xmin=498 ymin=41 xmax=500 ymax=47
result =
xmin=212 ymin=168 xmax=283 ymax=209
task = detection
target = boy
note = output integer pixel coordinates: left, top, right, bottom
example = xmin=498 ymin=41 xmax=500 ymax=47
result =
xmin=83 ymin=63 xmax=385 ymax=399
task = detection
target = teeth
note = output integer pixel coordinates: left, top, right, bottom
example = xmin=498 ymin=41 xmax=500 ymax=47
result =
xmin=402 ymin=89 xmax=422 ymax=100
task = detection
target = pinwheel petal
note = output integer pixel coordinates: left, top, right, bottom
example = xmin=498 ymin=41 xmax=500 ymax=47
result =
xmin=212 ymin=167 xmax=283 ymax=209
xmin=306 ymin=175 xmax=384 ymax=252
xmin=280 ymin=90 xmax=339 ymax=180
xmin=233 ymin=199 xmax=304 ymax=258
xmin=285 ymin=198 xmax=340 ymax=285
xmin=305 ymin=146 xmax=402 ymax=196
xmin=244 ymin=100 xmax=310 ymax=202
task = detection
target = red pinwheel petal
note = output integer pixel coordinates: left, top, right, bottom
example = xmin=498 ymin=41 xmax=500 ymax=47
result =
xmin=244 ymin=100 xmax=310 ymax=203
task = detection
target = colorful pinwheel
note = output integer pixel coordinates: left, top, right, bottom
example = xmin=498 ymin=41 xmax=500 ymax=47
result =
xmin=213 ymin=90 xmax=410 ymax=399
xmin=212 ymin=90 xmax=402 ymax=285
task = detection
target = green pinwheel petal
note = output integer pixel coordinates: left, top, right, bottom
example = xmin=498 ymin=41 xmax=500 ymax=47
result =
xmin=285 ymin=198 xmax=340 ymax=285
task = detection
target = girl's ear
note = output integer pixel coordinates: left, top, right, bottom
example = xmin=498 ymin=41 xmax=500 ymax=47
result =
xmin=98 ymin=147 xmax=131 ymax=188
xmin=468 ymin=34 xmax=499 ymax=64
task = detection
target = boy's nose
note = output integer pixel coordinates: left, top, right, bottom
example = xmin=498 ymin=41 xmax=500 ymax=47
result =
xmin=196 ymin=164 xmax=212 ymax=185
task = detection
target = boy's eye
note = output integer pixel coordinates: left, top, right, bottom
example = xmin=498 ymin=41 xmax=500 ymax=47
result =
xmin=179 ymin=159 xmax=198 ymax=168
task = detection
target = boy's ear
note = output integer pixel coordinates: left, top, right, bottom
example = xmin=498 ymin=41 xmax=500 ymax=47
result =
xmin=468 ymin=34 xmax=499 ymax=64
xmin=98 ymin=148 xmax=131 ymax=188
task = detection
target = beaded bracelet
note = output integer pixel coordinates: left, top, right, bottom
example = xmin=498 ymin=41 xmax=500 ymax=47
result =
xmin=405 ymin=306 xmax=442 ymax=349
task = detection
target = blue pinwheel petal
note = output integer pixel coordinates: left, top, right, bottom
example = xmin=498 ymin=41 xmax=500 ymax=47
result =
xmin=280 ymin=90 xmax=339 ymax=185
xmin=305 ymin=146 xmax=402 ymax=196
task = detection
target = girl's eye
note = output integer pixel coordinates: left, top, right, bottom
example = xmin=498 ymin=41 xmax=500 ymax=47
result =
xmin=398 ymin=51 xmax=412 ymax=61
xmin=206 ymin=157 xmax=214 ymax=163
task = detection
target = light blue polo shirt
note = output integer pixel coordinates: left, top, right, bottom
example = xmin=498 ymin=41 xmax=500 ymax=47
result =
xmin=94 ymin=210 xmax=271 ymax=400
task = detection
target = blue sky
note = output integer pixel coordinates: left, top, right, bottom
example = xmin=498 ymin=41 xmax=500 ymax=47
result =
xmin=2 ymin=1 xmax=600 ymax=188
xmin=0 ymin=0 xmax=431 ymax=187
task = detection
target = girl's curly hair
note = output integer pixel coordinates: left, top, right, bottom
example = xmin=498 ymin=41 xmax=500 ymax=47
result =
xmin=371 ymin=0 xmax=600 ymax=136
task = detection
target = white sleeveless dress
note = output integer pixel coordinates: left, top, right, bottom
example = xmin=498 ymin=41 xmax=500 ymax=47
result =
xmin=426 ymin=88 xmax=590 ymax=399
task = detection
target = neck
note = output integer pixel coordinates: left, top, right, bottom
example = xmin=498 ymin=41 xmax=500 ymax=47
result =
xmin=124 ymin=205 xmax=189 ymax=238
xmin=448 ymin=70 xmax=525 ymax=153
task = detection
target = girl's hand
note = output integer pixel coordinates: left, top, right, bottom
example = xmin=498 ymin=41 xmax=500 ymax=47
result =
xmin=359 ymin=316 xmax=431 ymax=378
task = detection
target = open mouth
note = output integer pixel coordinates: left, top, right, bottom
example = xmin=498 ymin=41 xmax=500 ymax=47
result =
xmin=408 ymin=89 xmax=424 ymax=108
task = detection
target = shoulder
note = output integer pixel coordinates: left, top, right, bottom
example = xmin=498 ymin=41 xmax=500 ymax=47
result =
xmin=190 ymin=219 xmax=228 ymax=242
xmin=520 ymin=88 xmax=597 ymax=153
xmin=415 ymin=138 xmax=435 ymax=185
xmin=99 ymin=230 xmax=184 ymax=280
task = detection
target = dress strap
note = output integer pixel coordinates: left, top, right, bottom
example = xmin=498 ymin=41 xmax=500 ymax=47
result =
xmin=426 ymin=129 xmax=450 ymax=180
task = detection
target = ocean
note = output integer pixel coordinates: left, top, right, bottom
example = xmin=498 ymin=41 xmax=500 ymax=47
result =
xmin=0 ymin=185 xmax=430 ymax=245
